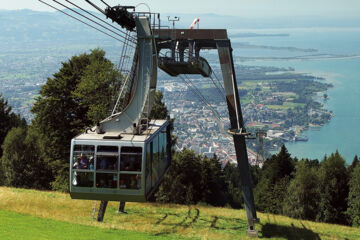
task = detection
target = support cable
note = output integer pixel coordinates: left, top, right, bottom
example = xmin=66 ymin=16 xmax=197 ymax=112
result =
xmin=51 ymin=0 xmax=136 ymax=47
xmin=179 ymin=74 xmax=227 ymax=133
xmin=119 ymin=33 xmax=136 ymax=73
xmin=211 ymin=70 xmax=226 ymax=95
xmin=159 ymin=49 xmax=226 ymax=104
xmin=117 ymin=32 xmax=131 ymax=71
xmin=208 ymin=73 xmax=226 ymax=102
xmin=99 ymin=0 xmax=111 ymax=8
xmin=181 ymin=74 xmax=224 ymax=121
xmin=111 ymin=71 xmax=132 ymax=115
xmin=112 ymin=46 xmax=137 ymax=115
xmin=158 ymin=51 xmax=226 ymax=122
xmin=38 ymin=0 xmax=132 ymax=45
xmin=64 ymin=0 xmax=137 ymax=43
xmin=84 ymin=0 xmax=106 ymax=15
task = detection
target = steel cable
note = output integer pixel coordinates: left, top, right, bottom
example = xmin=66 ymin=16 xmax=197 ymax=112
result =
xmin=64 ymin=0 xmax=137 ymax=43
xmin=38 ymin=0 xmax=133 ymax=45
xmin=51 ymin=0 xmax=136 ymax=47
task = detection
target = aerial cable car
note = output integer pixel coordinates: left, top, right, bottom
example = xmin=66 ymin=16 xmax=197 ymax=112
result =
xmin=70 ymin=11 xmax=171 ymax=203
xmin=43 ymin=0 xmax=261 ymax=235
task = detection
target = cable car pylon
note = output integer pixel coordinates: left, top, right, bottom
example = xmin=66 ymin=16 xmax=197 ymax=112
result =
xmin=155 ymin=27 xmax=259 ymax=237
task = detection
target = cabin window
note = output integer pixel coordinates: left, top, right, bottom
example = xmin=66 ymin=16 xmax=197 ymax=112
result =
xmin=96 ymin=173 xmax=117 ymax=188
xmin=145 ymin=128 xmax=169 ymax=192
xmin=119 ymin=174 xmax=141 ymax=189
xmin=72 ymin=145 xmax=95 ymax=170
xmin=119 ymin=146 xmax=142 ymax=190
xmin=72 ymin=172 xmax=94 ymax=187
xmin=93 ymin=146 xmax=119 ymax=189
xmin=151 ymin=135 xmax=159 ymax=188
xmin=72 ymin=145 xmax=95 ymax=188
xmin=159 ymin=130 xmax=167 ymax=173
xmin=145 ymin=143 xmax=152 ymax=194
xmin=120 ymin=147 xmax=142 ymax=172
xmin=96 ymin=146 xmax=119 ymax=171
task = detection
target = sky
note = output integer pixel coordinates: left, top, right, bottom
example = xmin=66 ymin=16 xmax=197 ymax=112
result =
xmin=0 ymin=0 xmax=359 ymax=18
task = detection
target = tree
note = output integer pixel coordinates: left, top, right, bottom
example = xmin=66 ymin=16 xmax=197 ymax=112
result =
xmin=283 ymin=160 xmax=319 ymax=220
xmin=261 ymin=145 xmax=295 ymax=184
xmin=316 ymin=151 xmax=349 ymax=224
xmin=348 ymin=155 xmax=359 ymax=174
xmin=347 ymin=164 xmax=360 ymax=226
xmin=31 ymin=49 xmax=122 ymax=191
xmin=254 ymin=145 xmax=295 ymax=213
xmin=223 ymin=163 xmax=244 ymax=209
xmin=149 ymin=91 xmax=168 ymax=119
xmin=155 ymin=149 xmax=203 ymax=204
xmin=0 ymin=157 xmax=4 ymax=186
xmin=155 ymin=150 xmax=229 ymax=206
xmin=0 ymin=94 xmax=26 ymax=186
xmin=73 ymin=55 xmax=122 ymax=124
xmin=1 ymin=126 xmax=52 ymax=189
xmin=201 ymin=155 xmax=227 ymax=206
xmin=0 ymin=94 xmax=26 ymax=158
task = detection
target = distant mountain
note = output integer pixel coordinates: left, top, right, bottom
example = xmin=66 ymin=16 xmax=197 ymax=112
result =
xmin=0 ymin=9 xmax=115 ymax=51
xmin=0 ymin=9 xmax=359 ymax=48
xmin=162 ymin=12 xmax=360 ymax=29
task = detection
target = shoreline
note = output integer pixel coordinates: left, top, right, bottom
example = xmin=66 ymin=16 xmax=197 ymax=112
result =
xmin=236 ymin=54 xmax=360 ymax=62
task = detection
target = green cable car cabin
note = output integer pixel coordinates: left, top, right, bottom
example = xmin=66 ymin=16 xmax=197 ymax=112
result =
xmin=70 ymin=120 xmax=171 ymax=202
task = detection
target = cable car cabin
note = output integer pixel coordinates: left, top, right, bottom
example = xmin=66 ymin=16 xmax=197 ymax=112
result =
xmin=158 ymin=56 xmax=212 ymax=77
xmin=69 ymin=119 xmax=170 ymax=202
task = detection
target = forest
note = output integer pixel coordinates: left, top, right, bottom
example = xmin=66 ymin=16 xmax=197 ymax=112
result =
xmin=0 ymin=49 xmax=359 ymax=228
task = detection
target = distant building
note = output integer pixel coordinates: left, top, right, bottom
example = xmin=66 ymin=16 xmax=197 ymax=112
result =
xmin=203 ymin=152 xmax=215 ymax=158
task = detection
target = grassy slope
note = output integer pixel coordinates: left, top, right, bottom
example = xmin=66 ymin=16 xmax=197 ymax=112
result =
xmin=0 ymin=187 xmax=359 ymax=240
xmin=0 ymin=210 xmax=179 ymax=240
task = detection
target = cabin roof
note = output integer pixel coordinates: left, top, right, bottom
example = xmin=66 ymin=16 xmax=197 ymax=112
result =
xmin=73 ymin=119 xmax=168 ymax=142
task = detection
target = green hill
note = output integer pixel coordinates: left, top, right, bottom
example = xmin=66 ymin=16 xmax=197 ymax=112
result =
xmin=0 ymin=187 xmax=359 ymax=240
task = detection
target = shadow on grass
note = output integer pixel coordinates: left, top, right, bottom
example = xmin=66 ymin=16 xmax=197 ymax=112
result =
xmin=155 ymin=206 xmax=250 ymax=237
xmin=208 ymin=216 xmax=248 ymax=230
xmin=155 ymin=207 xmax=200 ymax=236
xmin=261 ymin=223 xmax=320 ymax=240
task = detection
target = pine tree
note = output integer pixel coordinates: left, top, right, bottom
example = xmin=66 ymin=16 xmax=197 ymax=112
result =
xmin=223 ymin=163 xmax=244 ymax=209
xmin=348 ymin=155 xmax=359 ymax=174
xmin=316 ymin=151 xmax=349 ymax=224
xmin=155 ymin=149 xmax=203 ymax=204
xmin=149 ymin=91 xmax=168 ymax=119
xmin=0 ymin=157 xmax=4 ymax=186
xmin=1 ymin=126 xmax=52 ymax=189
xmin=0 ymin=94 xmax=26 ymax=157
xmin=283 ymin=160 xmax=319 ymax=220
xmin=347 ymin=164 xmax=360 ymax=226
xmin=0 ymin=94 xmax=26 ymax=186
xmin=201 ymin=155 xmax=227 ymax=206
xmin=254 ymin=145 xmax=295 ymax=213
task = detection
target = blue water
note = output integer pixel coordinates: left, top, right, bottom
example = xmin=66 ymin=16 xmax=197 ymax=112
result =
xmin=231 ymin=28 xmax=360 ymax=163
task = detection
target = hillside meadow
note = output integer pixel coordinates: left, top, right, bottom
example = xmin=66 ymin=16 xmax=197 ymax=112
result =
xmin=0 ymin=187 xmax=359 ymax=240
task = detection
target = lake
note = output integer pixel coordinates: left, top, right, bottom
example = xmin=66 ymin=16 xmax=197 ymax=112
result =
xmin=231 ymin=28 xmax=360 ymax=163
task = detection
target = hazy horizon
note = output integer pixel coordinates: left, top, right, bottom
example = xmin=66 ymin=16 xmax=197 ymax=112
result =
xmin=1 ymin=0 xmax=359 ymax=19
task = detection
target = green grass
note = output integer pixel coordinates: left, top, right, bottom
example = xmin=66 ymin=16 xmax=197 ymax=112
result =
xmin=0 ymin=187 xmax=360 ymax=240
xmin=0 ymin=210 xmax=180 ymax=240
xmin=239 ymin=80 xmax=261 ymax=88
xmin=247 ymin=123 xmax=267 ymax=128
xmin=283 ymin=102 xmax=305 ymax=108
xmin=266 ymin=104 xmax=288 ymax=110
xmin=240 ymin=96 xmax=252 ymax=104
xmin=266 ymin=102 xmax=305 ymax=110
